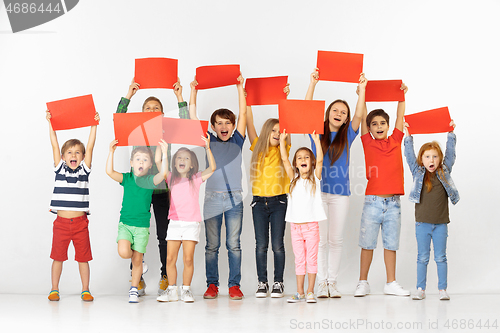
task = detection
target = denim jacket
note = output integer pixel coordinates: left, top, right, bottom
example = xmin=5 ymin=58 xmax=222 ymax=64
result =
xmin=404 ymin=132 xmax=459 ymax=205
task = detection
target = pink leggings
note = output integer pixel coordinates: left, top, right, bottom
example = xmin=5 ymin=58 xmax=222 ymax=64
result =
xmin=290 ymin=222 xmax=320 ymax=275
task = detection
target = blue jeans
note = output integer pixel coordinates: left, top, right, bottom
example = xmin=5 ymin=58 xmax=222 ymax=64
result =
xmin=415 ymin=222 xmax=448 ymax=290
xmin=204 ymin=191 xmax=243 ymax=288
xmin=359 ymin=195 xmax=401 ymax=251
xmin=251 ymin=195 xmax=287 ymax=283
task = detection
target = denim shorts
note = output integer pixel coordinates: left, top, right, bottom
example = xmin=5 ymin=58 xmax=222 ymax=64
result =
xmin=359 ymin=195 xmax=401 ymax=251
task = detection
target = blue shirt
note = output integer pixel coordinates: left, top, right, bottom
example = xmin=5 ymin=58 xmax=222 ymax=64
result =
xmin=205 ymin=129 xmax=245 ymax=192
xmin=310 ymin=123 xmax=359 ymax=196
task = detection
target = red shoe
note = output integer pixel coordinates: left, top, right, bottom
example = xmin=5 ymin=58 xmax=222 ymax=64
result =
xmin=203 ymin=284 xmax=219 ymax=299
xmin=229 ymin=286 xmax=244 ymax=300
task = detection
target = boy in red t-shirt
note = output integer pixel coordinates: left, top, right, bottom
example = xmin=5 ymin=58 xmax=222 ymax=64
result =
xmin=354 ymin=80 xmax=410 ymax=297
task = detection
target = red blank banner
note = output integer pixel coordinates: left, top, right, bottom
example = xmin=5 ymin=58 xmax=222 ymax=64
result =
xmin=195 ymin=65 xmax=240 ymax=90
xmin=135 ymin=58 xmax=178 ymax=89
xmin=113 ymin=112 xmax=163 ymax=146
xmin=365 ymin=80 xmax=405 ymax=102
xmin=316 ymin=50 xmax=363 ymax=83
xmin=162 ymin=118 xmax=209 ymax=147
xmin=46 ymin=94 xmax=99 ymax=131
xmin=278 ymin=100 xmax=325 ymax=134
xmin=245 ymin=76 xmax=288 ymax=106
xmin=405 ymin=107 xmax=453 ymax=135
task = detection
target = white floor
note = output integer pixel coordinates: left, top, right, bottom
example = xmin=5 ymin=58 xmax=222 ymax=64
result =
xmin=2 ymin=292 xmax=498 ymax=333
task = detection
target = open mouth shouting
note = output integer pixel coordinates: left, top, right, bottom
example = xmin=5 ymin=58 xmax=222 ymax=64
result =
xmin=70 ymin=159 xmax=78 ymax=167
xmin=178 ymin=163 xmax=186 ymax=170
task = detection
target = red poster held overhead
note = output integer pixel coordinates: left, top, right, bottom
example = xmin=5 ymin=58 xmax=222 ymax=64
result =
xmin=46 ymin=94 xmax=99 ymax=131
xmin=113 ymin=112 xmax=163 ymax=146
xmin=365 ymin=80 xmax=405 ymax=102
xmin=278 ymin=100 xmax=325 ymax=134
xmin=195 ymin=65 xmax=240 ymax=89
xmin=162 ymin=118 xmax=209 ymax=147
xmin=316 ymin=50 xmax=363 ymax=83
xmin=135 ymin=58 xmax=178 ymax=89
xmin=405 ymin=107 xmax=454 ymax=135
xmin=245 ymin=76 xmax=288 ymax=106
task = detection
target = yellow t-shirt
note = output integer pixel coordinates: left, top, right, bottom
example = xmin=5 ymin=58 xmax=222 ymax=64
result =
xmin=250 ymin=137 xmax=290 ymax=196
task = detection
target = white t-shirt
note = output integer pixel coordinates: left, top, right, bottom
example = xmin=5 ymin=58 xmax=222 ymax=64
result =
xmin=285 ymin=174 xmax=327 ymax=223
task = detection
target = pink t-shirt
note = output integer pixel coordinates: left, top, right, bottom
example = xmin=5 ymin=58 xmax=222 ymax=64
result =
xmin=167 ymin=172 xmax=204 ymax=222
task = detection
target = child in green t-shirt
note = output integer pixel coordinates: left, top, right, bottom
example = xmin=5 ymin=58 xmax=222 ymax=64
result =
xmin=106 ymin=139 xmax=168 ymax=303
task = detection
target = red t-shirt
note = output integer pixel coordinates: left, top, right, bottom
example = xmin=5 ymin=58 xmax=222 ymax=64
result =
xmin=361 ymin=128 xmax=404 ymax=195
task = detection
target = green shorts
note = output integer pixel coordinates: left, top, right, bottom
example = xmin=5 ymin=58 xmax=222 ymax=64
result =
xmin=116 ymin=222 xmax=150 ymax=254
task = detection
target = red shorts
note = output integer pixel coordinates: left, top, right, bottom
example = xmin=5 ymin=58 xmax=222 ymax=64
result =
xmin=50 ymin=214 xmax=92 ymax=262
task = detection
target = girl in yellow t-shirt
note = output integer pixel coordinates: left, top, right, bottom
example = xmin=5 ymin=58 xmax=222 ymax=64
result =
xmin=246 ymin=86 xmax=290 ymax=298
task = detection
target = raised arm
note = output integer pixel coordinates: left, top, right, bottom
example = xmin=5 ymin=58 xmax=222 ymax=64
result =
xmin=236 ymin=74 xmax=247 ymax=136
xmin=106 ymin=140 xmax=123 ymax=183
xmin=125 ymin=78 xmax=140 ymax=100
xmin=173 ymin=78 xmax=184 ymax=103
xmin=305 ymin=68 xmax=319 ymax=100
xmin=403 ymin=122 xmax=419 ymax=176
xmin=84 ymin=112 xmax=99 ymax=168
xmin=246 ymin=106 xmax=258 ymax=144
xmin=312 ymin=131 xmax=323 ymax=180
xmin=444 ymin=120 xmax=457 ymax=171
xmin=46 ymin=110 xmax=61 ymax=167
xmin=280 ymin=130 xmax=294 ymax=180
xmin=394 ymin=83 xmax=408 ymax=132
xmin=201 ymin=133 xmax=216 ymax=181
xmin=352 ymin=73 xmax=367 ymax=132
xmin=189 ymin=78 xmax=199 ymax=120
xmin=153 ymin=140 xmax=169 ymax=185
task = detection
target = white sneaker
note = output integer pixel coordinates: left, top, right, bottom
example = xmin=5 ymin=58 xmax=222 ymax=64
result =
xmin=384 ymin=281 xmax=410 ymax=296
xmin=167 ymin=286 xmax=178 ymax=302
xmin=412 ymin=288 xmax=426 ymax=300
xmin=157 ymin=289 xmax=169 ymax=302
xmin=181 ymin=288 xmax=195 ymax=303
xmin=328 ymin=282 xmax=341 ymax=298
xmin=317 ymin=281 xmax=329 ymax=298
xmin=129 ymin=287 xmax=139 ymax=303
xmin=306 ymin=292 xmax=317 ymax=303
xmin=354 ymin=280 xmax=370 ymax=297
xmin=439 ymin=290 xmax=450 ymax=300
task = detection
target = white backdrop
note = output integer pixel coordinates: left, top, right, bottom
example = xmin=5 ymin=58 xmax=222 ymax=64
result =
xmin=0 ymin=0 xmax=498 ymax=296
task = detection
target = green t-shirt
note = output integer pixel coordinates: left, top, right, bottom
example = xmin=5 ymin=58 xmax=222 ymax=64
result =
xmin=119 ymin=172 xmax=157 ymax=228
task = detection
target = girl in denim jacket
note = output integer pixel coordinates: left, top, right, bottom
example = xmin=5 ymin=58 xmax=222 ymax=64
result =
xmin=404 ymin=121 xmax=459 ymax=301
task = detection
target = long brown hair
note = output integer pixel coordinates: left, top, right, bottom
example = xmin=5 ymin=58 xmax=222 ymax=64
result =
xmin=320 ymin=100 xmax=351 ymax=166
xmin=170 ymin=147 xmax=199 ymax=189
xmin=250 ymin=118 xmax=283 ymax=183
xmin=417 ymin=141 xmax=445 ymax=192
xmin=289 ymin=147 xmax=317 ymax=196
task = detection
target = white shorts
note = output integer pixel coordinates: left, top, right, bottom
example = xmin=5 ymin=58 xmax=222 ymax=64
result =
xmin=166 ymin=220 xmax=201 ymax=243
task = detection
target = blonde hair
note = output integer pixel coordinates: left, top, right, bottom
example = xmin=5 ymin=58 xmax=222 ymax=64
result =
xmin=250 ymin=119 xmax=283 ymax=184
xmin=289 ymin=147 xmax=317 ymax=196
xmin=417 ymin=141 xmax=446 ymax=192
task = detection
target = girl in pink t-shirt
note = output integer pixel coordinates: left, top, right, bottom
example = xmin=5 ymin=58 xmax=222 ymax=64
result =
xmin=157 ymin=134 xmax=216 ymax=303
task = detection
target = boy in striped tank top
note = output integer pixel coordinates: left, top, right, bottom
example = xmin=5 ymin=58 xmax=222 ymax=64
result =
xmin=46 ymin=110 xmax=99 ymax=302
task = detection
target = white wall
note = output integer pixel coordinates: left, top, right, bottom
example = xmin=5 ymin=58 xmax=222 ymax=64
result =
xmin=1 ymin=0 xmax=498 ymax=295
